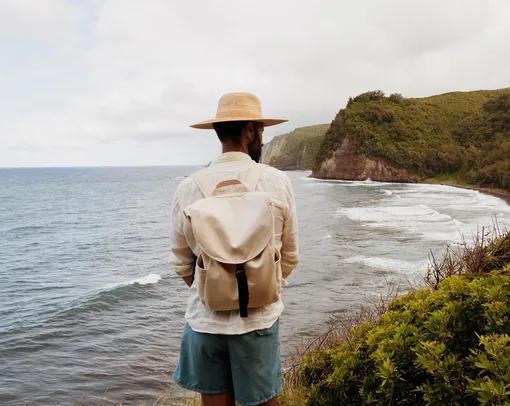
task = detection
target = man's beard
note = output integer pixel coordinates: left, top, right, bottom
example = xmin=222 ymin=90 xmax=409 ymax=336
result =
xmin=247 ymin=128 xmax=262 ymax=163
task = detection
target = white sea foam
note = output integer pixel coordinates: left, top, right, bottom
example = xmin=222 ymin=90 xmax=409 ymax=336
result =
xmin=300 ymin=182 xmax=334 ymax=188
xmin=301 ymin=177 xmax=395 ymax=187
xmin=344 ymin=255 xmax=428 ymax=273
xmin=128 ymin=273 xmax=161 ymax=285
xmin=112 ymin=273 xmax=162 ymax=288
xmin=335 ymin=204 xmax=462 ymax=241
xmin=337 ymin=204 xmax=453 ymax=224
xmin=335 ymin=181 xmax=510 ymax=243
xmin=301 ymin=177 xmax=351 ymax=183
xmin=345 ymin=180 xmax=395 ymax=187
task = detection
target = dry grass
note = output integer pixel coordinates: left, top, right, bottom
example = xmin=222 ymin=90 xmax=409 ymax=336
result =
xmin=426 ymin=222 xmax=510 ymax=289
xmin=152 ymin=390 xmax=200 ymax=406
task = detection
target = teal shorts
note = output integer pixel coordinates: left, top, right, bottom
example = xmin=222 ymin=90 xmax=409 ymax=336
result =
xmin=173 ymin=320 xmax=282 ymax=406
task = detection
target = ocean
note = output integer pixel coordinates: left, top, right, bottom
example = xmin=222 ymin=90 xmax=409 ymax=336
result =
xmin=1 ymin=166 xmax=510 ymax=405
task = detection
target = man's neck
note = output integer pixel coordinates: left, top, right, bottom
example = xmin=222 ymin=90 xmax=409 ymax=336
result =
xmin=222 ymin=144 xmax=248 ymax=155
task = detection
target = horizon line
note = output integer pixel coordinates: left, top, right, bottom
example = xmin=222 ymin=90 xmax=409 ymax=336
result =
xmin=0 ymin=164 xmax=204 ymax=170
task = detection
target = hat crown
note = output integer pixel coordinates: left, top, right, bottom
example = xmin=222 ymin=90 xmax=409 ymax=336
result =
xmin=215 ymin=92 xmax=262 ymax=120
xmin=190 ymin=92 xmax=287 ymax=129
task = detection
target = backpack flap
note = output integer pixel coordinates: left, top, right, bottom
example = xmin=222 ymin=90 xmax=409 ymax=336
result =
xmin=184 ymin=192 xmax=274 ymax=264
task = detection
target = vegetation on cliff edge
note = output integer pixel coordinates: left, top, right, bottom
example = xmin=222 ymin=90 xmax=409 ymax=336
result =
xmin=301 ymin=230 xmax=510 ymax=405
xmin=315 ymin=88 xmax=510 ymax=191
xmin=264 ymin=124 xmax=329 ymax=170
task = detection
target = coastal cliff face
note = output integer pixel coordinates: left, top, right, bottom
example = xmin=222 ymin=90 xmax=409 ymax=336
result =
xmin=260 ymin=89 xmax=510 ymax=189
xmin=262 ymin=124 xmax=328 ymax=170
xmin=313 ymin=135 xmax=419 ymax=182
xmin=312 ymin=89 xmax=510 ymax=190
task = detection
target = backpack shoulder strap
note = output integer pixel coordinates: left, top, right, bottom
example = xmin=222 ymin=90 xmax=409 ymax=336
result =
xmin=191 ymin=163 xmax=268 ymax=197
xmin=190 ymin=170 xmax=214 ymax=197
xmin=244 ymin=163 xmax=268 ymax=191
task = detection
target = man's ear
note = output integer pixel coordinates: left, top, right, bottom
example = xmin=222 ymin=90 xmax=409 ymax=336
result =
xmin=244 ymin=122 xmax=255 ymax=141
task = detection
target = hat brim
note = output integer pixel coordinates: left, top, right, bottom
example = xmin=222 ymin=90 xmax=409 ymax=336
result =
xmin=190 ymin=117 xmax=288 ymax=130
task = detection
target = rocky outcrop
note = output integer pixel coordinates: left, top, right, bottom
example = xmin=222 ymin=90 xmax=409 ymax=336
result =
xmin=262 ymin=124 xmax=328 ymax=170
xmin=313 ymin=136 xmax=419 ymax=182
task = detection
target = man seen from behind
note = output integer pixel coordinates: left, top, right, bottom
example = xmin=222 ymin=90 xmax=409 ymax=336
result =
xmin=169 ymin=92 xmax=299 ymax=406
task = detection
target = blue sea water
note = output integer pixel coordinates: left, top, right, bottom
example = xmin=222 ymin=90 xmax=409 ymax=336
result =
xmin=1 ymin=167 xmax=510 ymax=405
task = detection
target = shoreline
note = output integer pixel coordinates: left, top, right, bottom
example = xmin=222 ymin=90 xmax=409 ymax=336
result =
xmin=427 ymin=181 xmax=510 ymax=206
xmin=307 ymin=171 xmax=510 ymax=207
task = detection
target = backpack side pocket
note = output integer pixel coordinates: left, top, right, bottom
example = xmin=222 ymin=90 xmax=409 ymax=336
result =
xmin=196 ymin=254 xmax=207 ymax=305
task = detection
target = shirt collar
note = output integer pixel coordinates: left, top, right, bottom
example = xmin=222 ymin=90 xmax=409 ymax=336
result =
xmin=213 ymin=151 xmax=252 ymax=164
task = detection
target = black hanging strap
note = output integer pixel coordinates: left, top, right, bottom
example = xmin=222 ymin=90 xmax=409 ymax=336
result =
xmin=235 ymin=264 xmax=249 ymax=318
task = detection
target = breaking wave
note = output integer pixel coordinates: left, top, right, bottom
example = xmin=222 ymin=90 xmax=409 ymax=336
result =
xmin=344 ymin=255 xmax=429 ymax=274
xmin=336 ymin=204 xmax=461 ymax=241
xmin=55 ymin=274 xmax=162 ymax=318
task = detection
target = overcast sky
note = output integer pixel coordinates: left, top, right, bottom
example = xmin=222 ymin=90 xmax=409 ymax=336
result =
xmin=1 ymin=0 xmax=510 ymax=167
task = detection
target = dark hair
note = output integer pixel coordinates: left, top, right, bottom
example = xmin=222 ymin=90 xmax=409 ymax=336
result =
xmin=212 ymin=121 xmax=250 ymax=144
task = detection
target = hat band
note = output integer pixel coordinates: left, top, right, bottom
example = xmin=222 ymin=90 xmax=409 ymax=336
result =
xmin=216 ymin=109 xmax=262 ymax=119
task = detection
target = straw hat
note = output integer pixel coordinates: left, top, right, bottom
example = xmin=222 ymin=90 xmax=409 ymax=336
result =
xmin=190 ymin=92 xmax=287 ymax=129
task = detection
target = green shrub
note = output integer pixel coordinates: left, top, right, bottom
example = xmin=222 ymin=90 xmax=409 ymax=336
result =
xmin=303 ymin=266 xmax=510 ymax=405
xmin=389 ymin=93 xmax=404 ymax=104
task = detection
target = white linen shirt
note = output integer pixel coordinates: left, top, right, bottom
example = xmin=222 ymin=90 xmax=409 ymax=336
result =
xmin=169 ymin=152 xmax=299 ymax=335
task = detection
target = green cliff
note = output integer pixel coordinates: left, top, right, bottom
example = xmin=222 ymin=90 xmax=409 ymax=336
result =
xmin=263 ymin=124 xmax=329 ymax=170
xmin=312 ymin=88 xmax=510 ymax=190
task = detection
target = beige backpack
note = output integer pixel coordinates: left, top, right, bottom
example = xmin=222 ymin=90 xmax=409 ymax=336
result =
xmin=184 ymin=163 xmax=282 ymax=317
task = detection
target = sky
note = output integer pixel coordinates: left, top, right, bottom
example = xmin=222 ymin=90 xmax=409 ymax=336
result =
xmin=1 ymin=0 xmax=510 ymax=168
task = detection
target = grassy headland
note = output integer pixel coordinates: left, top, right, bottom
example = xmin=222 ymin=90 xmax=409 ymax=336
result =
xmin=313 ymin=88 xmax=510 ymax=190
xmin=263 ymin=124 xmax=329 ymax=170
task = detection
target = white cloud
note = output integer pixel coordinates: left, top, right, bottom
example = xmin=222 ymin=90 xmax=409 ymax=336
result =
xmin=0 ymin=0 xmax=81 ymax=40
xmin=1 ymin=0 xmax=510 ymax=167
xmin=370 ymin=0 xmax=489 ymax=57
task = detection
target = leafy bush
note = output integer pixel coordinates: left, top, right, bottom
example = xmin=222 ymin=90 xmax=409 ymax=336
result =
xmin=303 ymin=229 xmax=510 ymax=405
xmin=352 ymin=90 xmax=386 ymax=104
xmin=303 ymin=265 xmax=510 ymax=405
xmin=388 ymin=93 xmax=404 ymax=104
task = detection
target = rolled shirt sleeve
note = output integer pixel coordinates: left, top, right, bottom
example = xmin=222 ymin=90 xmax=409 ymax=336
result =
xmin=169 ymin=184 xmax=196 ymax=278
xmin=280 ymin=174 xmax=299 ymax=279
